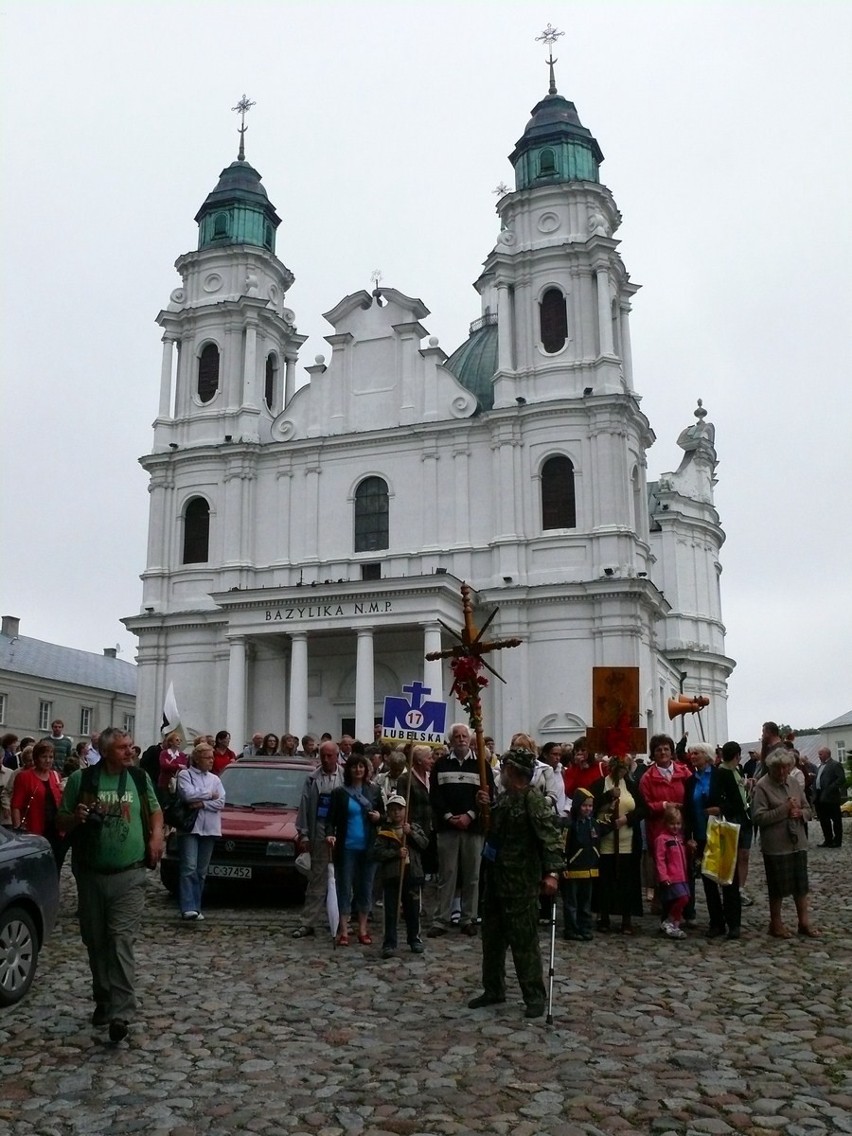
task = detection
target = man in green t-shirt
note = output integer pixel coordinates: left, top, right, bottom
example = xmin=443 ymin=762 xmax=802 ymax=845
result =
xmin=59 ymin=726 xmax=163 ymax=1042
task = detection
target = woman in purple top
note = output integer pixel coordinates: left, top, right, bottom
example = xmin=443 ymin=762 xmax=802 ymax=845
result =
xmin=158 ymin=731 xmax=188 ymax=805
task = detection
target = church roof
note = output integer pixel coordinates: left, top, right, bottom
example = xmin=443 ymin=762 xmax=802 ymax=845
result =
xmin=819 ymin=709 xmax=852 ymax=730
xmin=0 ymin=631 xmax=137 ymax=696
xmin=194 ymin=159 xmax=280 ymax=221
xmin=511 ymin=92 xmax=604 ymax=163
xmin=444 ymin=315 xmax=498 ymax=411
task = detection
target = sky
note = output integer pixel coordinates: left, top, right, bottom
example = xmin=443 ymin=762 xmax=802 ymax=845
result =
xmin=2 ymin=1 xmax=851 ymax=742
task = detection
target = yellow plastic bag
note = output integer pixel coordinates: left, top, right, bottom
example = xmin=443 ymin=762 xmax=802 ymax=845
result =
xmin=701 ymin=815 xmax=740 ymax=886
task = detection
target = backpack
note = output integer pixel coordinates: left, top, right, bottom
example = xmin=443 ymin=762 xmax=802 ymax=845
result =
xmin=73 ymin=764 xmax=156 ymax=867
xmin=139 ymin=743 xmax=162 ymax=782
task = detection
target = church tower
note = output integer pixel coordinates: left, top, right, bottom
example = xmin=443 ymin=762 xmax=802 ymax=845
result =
xmin=139 ymin=102 xmax=306 ymax=621
xmin=447 ymin=30 xmax=654 ymax=589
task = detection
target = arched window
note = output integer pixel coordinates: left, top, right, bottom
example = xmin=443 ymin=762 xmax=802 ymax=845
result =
xmin=183 ymin=497 xmax=210 ymax=564
xmin=354 ymin=477 xmax=389 ymax=553
xmin=540 ymin=288 xmax=568 ymax=353
xmin=541 ymin=456 xmax=576 ymax=530
xmin=538 ymin=148 xmax=557 ymax=176
xmin=213 ymin=212 xmax=229 ymax=238
xmin=197 ymin=344 xmax=220 ymax=403
xmin=265 ymin=353 xmax=278 ymax=411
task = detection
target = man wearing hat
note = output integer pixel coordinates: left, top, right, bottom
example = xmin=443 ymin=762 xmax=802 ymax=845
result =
xmin=468 ymin=747 xmax=564 ymax=1018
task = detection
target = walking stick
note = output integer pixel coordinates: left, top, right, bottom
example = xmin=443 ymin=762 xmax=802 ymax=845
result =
xmin=546 ymin=895 xmax=557 ymax=1025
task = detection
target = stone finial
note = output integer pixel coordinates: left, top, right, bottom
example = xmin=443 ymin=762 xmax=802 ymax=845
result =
xmin=677 ymin=398 xmax=715 ymax=452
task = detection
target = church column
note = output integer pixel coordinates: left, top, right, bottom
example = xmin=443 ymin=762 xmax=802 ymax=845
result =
xmin=227 ymin=636 xmax=247 ymax=750
xmin=595 ymin=265 xmax=614 ymax=356
xmin=158 ymin=335 xmax=175 ymax=418
xmin=619 ymin=301 xmax=634 ymax=387
xmin=284 ymin=354 xmax=297 ymax=407
xmin=453 ymin=448 xmax=471 ymax=547
xmin=242 ymin=320 xmax=258 ymax=407
xmin=354 ymin=628 xmax=375 ymax=743
xmin=303 ymin=464 xmax=321 ymax=562
xmin=421 ymin=446 xmax=439 ymax=549
xmin=496 ymin=280 xmax=513 ymax=372
xmin=423 ymin=623 xmax=443 ymax=696
xmin=288 ymin=633 xmax=308 ymax=740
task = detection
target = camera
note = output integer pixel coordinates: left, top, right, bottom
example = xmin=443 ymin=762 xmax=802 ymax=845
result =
xmin=86 ymin=808 xmax=106 ymax=829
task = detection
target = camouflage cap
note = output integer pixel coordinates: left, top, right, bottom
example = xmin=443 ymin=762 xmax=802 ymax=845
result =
xmin=500 ymin=747 xmax=536 ymax=778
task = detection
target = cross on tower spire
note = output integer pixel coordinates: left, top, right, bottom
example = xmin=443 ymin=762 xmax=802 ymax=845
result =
xmin=232 ymin=94 xmax=256 ymax=161
xmin=535 ymin=22 xmax=565 ymax=95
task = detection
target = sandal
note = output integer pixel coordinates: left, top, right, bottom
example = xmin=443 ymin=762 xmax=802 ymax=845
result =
xmin=336 ymin=933 xmax=350 ymax=947
xmin=797 ymin=924 xmax=821 ymax=938
xmin=358 ymin=933 xmax=373 ymax=945
xmin=768 ymin=926 xmax=793 ymax=939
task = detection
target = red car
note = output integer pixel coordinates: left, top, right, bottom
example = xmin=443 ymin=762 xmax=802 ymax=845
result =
xmin=160 ymin=757 xmax=311 ymax=895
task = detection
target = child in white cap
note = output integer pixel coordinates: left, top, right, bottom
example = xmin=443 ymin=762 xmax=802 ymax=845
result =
xmin=371 ymin=794 xmax=429 ymax=957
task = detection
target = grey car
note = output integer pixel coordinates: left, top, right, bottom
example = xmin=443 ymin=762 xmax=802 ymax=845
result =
xmin=0 ymin=826 xmax=60 ymax=1006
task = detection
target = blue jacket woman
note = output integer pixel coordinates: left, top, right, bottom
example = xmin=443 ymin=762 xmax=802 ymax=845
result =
xmin=326 ymin=753 xmax=382 ymax=946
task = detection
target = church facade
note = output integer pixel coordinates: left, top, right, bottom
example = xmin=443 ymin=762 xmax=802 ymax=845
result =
xmin=125 ymin=71 xmax=734 ymax=749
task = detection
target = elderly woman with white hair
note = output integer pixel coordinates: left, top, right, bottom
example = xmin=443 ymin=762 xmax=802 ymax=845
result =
xmin=751 ymin=746 xmax=819 ymax=939
xmin=682 ymin=741 xmax=717 ymax=928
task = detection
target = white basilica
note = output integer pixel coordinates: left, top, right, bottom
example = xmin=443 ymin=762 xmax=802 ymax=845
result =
xmin=124 ymin=65 xmax=735 ymax=749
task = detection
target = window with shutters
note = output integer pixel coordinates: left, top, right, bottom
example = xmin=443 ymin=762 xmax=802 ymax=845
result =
xmin=197 ymin=344 xmax=220 ymax=403
xmin=540 ymin=288 xmax=568 ymax=353
xmin=354 ymin=477 xmax=389 ymax=553
xmin=183 ymin=497 xmax=210 ymax=564
xmin=541 ymin=455 xmax=576 ymax=529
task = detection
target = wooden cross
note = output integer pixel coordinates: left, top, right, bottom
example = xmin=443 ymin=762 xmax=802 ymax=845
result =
xmin=426 ymin=582 xmax=522 ymax=802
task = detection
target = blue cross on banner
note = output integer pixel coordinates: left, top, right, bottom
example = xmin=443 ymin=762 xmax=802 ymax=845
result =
xmin=381 ymin=682 xmax=448 ymax=747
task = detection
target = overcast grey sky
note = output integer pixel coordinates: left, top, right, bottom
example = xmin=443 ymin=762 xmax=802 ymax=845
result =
xmin=2 ymin=1 xmax=850 ymax=742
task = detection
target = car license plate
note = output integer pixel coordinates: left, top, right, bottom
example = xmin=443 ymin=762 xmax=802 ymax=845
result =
xmin=208 ymin=865 xmax=252 ymax=879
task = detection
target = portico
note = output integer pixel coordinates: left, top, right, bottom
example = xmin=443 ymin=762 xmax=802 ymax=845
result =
xmin=213 ymin=575 xmax=462 ymax=744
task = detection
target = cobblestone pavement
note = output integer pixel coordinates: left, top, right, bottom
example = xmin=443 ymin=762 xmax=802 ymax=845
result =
xmin=1 ymin=835 xmax=851 ymax=1136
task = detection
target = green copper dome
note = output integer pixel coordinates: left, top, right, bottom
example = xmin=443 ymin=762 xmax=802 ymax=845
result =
xmin=195 ymin=159 xmax=281 ymax=252
xmin=509 ymin=91 xmax=604 ymax=190
xmin=445 ymin=315 xmax=498 ymax=412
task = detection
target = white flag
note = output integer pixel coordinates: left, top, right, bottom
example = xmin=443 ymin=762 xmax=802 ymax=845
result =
xmin=161 ymin=682 xmax=180 ymax=735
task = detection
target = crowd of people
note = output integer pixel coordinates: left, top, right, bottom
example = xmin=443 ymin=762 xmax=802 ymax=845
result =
xmin=1 ymin=714 xmax=846 ymax=1034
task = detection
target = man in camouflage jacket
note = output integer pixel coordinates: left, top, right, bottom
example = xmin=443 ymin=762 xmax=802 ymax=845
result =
xmin=468 ymin=747 xmax=563 ymax=1018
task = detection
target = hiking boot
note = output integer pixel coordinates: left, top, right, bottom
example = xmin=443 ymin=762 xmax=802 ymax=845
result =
xmin=108 ymin=1019 xmax=129 ymax=1043
xmin=91 ymin=1006 xmax=109 ymax=1028
xmin=524 ymin=1002 xmax=545 ymax=1018
xmin=427 ymin=924 xmax=448 ymax=938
